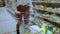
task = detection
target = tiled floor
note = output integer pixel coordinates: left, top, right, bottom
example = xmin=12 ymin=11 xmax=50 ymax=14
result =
xmin=0 ymin=7 xmax=17 ymax=34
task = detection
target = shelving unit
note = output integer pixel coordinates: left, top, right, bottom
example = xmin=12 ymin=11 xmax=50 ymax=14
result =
xmin=33 ymin=8 xmax=60 ymax=15
xmin=30 ymin=0 xmax=60 ymax=34
xmin=32 ymin=0 xmax=60 ymax=24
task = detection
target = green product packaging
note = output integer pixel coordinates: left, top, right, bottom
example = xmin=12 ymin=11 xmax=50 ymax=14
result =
xmin=47 ymin=26 xmax=53 ymax=34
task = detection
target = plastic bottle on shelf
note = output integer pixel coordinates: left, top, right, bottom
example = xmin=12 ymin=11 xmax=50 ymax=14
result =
xmin=47 ymin=26 xmax=53 ymax=34
xmin=39 ymin=5 xmax=45 ymax=9
xmin=41 ymin=23 xmax=47 ymax=34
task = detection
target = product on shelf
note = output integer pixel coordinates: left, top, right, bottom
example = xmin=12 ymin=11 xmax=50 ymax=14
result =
xmin=34 ymin=5 xmax=46 ymax=9
xmin=41 ymin=23 xmax=47 ymax=34
xmin=50 ymin=14 xmax=60 ymax=23
xmin=30 ymin=16 xmax=60 ymax=34
xmin=47 ymin=26 xmax=53 ymax=34
xmin=57 ymin=8 xmax=60 ymax=11
xmin=32 ymin=1 xmax=60 ymax=34
xmin=34 ymin=4 xmax=60 ymax=14
xmin=32 ymin=0 xmax=60 ymax=4
xmin=38 ymin=12 xmax=60 ymax=23
xmin=45 ymin=7 xmax=53 ymax=12
xmin=39 ymin=5 xmax=45 ymax=9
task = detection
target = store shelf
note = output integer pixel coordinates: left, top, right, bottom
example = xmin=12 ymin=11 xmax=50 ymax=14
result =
xmin=34 ymin=15 xmax=60 ymax=28
xmin=34 ymin=12 xmax=60 ymax=26
xmin=33 ymin=8 xmax=60 ymax=15
xmin=43 ymin=16 xmax=60 ymax=24
xmin=43 ymin=18 xmax=60 ymax=28
xmin=32 ymin=3 xmax=60 ymax=8
xmin=36 ymin=16 xmax=60 ymax=28
xmin=31 ymin=9 xmax=60 ymax=24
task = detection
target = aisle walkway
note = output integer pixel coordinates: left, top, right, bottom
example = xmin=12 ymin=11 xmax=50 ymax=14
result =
xmin=0 ymin=7 xmax=17 ymax=34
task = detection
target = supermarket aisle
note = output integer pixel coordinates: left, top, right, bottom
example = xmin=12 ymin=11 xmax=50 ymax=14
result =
xmin=0 ymin=7 xmax=17 ymax=34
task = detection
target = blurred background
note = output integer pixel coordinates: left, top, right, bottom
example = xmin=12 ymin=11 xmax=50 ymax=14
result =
xmin=0 ymin=0 xmax=60 ymax=34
